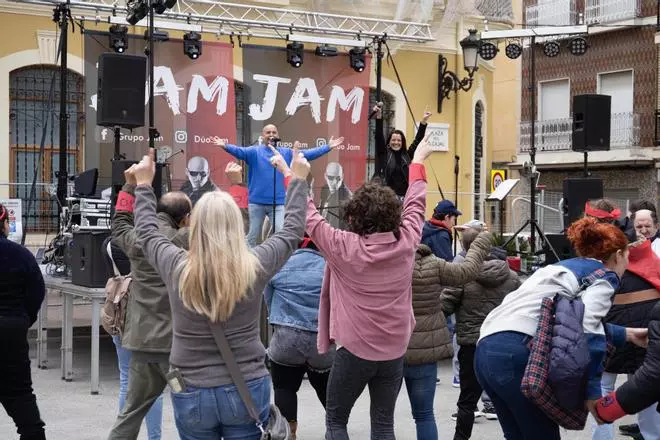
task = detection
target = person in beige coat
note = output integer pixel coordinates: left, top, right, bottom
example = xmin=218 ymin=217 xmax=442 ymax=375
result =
xmin=402 ymin=230 xmax=493 ymax=440
xmin=441 ymin=228 xmax=521 ymax=440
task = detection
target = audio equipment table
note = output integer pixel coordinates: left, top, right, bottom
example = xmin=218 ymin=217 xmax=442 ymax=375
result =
xmin=36 ymin=275 xmax=106 ymax=395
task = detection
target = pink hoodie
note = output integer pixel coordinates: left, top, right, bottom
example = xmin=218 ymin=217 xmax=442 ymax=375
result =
xmin=306 ymin=164 xmax=427 ymax=361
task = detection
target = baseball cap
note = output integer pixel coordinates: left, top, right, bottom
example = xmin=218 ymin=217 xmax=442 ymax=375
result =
xmin=434 ymin=200 xmax=462 ymax=217
xmin=455 ymin=219 xmax=486 ymax=231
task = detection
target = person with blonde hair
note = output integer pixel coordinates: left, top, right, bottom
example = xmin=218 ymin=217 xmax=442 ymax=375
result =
xmin=130 ymin=147 xmax=311 ymax=439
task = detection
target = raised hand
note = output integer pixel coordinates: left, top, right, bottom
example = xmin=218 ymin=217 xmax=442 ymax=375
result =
xmin=224 ymin=162 xmax=243 ymax=185
xmin=422 ymin=105 xmax=432 ymax=124
xmin=124 ymin=164 xmax=138 ymax=186
xmin=328 ymin=136 xmax=345 ymax=149
xmin=290 ymin=152 xmax=311 ymax=180
xmin=214 ymin=137 xmax=226 ymax=149
xmin=134 ymin=148 xmax=156 ymax=186
xmin=268 ymin=145 xmax=290 ymax=176
xmin=412 ymin=133 xmax=434 ymax=164
xmin=373 ymin=104 xmax=382 ymax=120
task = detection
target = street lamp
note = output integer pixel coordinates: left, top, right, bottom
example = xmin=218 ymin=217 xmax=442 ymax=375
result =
xmin=437 ymin=29 xmax=481 ymax=113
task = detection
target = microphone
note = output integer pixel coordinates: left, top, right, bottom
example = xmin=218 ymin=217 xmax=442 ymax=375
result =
xmin=163 ymin=148 xmax=185 ymax=162
xmin=369 ymin=101 xmax=383 ymax=119
xmin=267 ymin=136 xmax=281 ymax=147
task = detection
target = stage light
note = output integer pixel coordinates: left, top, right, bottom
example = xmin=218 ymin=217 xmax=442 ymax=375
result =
xmin=153 ymin=0 xmax=177 ymax=14
xmin=315 ymin=44 xmax=338 ymax=57
xmin=349 ymin=47 xmax=365 ymax=72
xmin=126 ymin=0 xmax=148 ymax=25
xmin=543 ymin=40 xmax=560 ymax=57
xmin=109 ymin=24 xmax=128 ymax=53
xmin=505 ymin=41 xmax=522 ymax=59
xmin=568 ymin=37 xmax=588 ymax=56
xmin=286 ymin=42 xmax=304 ymax=68
xmin=183 ymin=31 xmax=202 ymax=59
xmin=478 ymin=41 xmax=498 ymax=61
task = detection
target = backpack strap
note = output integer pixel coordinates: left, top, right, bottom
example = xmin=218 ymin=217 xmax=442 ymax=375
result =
xmin=577 ymin=268 xmax=613 ymax=295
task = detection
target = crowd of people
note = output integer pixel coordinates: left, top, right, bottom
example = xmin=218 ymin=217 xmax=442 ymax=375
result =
xmin=1 ymin=116 xmax=660 ymax=440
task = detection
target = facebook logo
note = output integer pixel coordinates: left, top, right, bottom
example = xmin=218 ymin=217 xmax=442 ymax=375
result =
xmin=95 ymin=127 xmax=110 ymax=143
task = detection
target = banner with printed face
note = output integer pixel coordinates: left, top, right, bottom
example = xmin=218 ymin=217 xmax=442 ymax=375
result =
xmin=241 ymin=45 xmax=371 ymax=228
xmin=84 ymin=31 xmax=236 ymax=197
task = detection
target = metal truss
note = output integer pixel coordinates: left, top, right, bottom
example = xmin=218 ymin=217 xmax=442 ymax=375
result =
xmin=11 ymin=0 xmax=435 ymax=42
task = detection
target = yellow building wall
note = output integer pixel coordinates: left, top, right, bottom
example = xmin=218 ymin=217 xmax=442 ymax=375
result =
xmin=0 ymin=10 xmax=519 ymax=224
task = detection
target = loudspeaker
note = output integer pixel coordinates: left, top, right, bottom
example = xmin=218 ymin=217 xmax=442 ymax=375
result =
xmin=70 ymin=231 xmax=111 ymax=288
xmin=572 ymin=94 xmax=611 ymax=152
xmin=543 ymin=233 xmax=575 ymax=264
xmin=562 ymin=178 xmax=604 ymax=227
xmin=97 ymin=53 xmax=147 ymax=129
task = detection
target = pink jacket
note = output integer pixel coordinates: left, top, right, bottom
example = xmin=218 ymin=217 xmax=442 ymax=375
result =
xmin=306 ymin=164 xmax=427 ymax=361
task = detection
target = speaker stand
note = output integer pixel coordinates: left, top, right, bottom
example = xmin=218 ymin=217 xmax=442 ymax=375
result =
xmin=113 ymin=126 xmax=122 ymax=160
xmin=583 ymin=151 xmax=590 ymax=178
xmin=504 ymin=216 xmax=560 ymax=268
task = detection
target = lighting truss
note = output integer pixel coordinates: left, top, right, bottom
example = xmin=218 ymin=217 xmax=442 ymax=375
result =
xmin=11 ymin=0 xmax=435 ymax=42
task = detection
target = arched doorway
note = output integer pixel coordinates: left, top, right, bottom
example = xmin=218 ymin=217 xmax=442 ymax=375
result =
xmin=473 ymin=101 xmax=484 ymax=220
xmin=9 ymin=65 xmax=84 ymax=232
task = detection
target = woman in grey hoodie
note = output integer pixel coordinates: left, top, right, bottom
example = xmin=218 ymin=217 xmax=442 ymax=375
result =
xmin=128 ymin=148 xmax=312 ymax=440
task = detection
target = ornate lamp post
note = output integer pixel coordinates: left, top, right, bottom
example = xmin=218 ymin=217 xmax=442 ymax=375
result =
xmin=437 ymin=29 xmax=481 ymax=113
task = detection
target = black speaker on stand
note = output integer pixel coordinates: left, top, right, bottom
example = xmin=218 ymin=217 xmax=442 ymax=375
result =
xmin=97 ymin=53 xmax=147 ymax=129
xmin=572 ymin=94 xmax=611 ymax=177
xmin=562 ymin=177 xmax=604 ymax=228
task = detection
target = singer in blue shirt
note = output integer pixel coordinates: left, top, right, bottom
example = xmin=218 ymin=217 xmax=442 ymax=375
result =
xmin=217 ymin=124 xmax=343 ymax=246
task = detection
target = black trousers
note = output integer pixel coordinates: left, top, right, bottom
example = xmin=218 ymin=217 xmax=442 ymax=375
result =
xmin=269 ymin=359 xmax=329 ymax=422
xmin=0 ymin=316 xmax=46 ymax=440
xmin=325 ymin=348 xmax=403 ymax=440
xmin=454 ymin=344 xmax=482 ymax=440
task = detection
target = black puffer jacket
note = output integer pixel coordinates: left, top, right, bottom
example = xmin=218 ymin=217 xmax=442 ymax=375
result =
xmin=605 ymin=271 xmax=659 ymax=374
xmin=615 ymin=301 xmax=660 ymax=414
xmin=441 ymin=248 xmax=521 ymax=345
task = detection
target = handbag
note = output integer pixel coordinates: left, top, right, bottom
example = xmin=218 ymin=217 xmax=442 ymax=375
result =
xmin=521 ymin=297 xmax=589 ymax=430
xmin=101 ymin=241 xmax=132 ymax=336
xmin=208 ymin=322 xmax=291 ymax=440
xmin=521 ymin=268 xmax=611 ymax=429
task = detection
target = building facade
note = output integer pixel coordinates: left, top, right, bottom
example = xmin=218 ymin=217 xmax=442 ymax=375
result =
xmin=515 ymin=0 xmax=660 ymax=233
xmin=0 ymin=0 xmax=521 ymax=238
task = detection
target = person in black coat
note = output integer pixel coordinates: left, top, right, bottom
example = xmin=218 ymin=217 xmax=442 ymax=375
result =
xmin=373 ymin=105 xmax=430 ymax=198
xmin=0 ymin=202 xmax=47 ymax=440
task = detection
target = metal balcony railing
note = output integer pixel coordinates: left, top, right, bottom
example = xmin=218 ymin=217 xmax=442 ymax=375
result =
xmin=519 ymin=112 xmax=641 ymax=153
xmin=585 ymin=0 xmax=640 ymax=25
xmin=525 ymin=0 xmax=578 ymax=26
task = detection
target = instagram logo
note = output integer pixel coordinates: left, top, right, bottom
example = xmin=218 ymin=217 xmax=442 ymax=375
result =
xmin=174 ymin=130 xmax=188 ymax=143
xmin=315 ymin=137 xmax=327 ymax=147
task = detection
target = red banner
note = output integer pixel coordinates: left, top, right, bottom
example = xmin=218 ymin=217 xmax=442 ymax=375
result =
xmin=84 ymin=32 xmax=237 ymax=192
xmin=241 ymin=45 xmax=371 ymax=219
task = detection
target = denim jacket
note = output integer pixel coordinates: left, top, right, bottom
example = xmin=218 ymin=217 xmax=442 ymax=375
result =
xmin=264 ymin=249 xmax=326 ymax=332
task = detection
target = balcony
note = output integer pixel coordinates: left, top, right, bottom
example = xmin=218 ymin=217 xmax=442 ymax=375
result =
xmin=519 ymin=112 xmax=641 ymax=153
xmin=585 ymin=0 xmax=640 ymax=25
xmin=525 ymin=0 xmax=577 ymax=26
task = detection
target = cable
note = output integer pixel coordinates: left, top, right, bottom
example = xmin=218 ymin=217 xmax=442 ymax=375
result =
xmin=22 ymin=16 xmax=65 ymax=245
xmin=383 ymin=40 xmax=418 ymax=131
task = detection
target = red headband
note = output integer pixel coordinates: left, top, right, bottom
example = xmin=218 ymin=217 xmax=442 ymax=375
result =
xmin=585 ymin=201 xmax=621 ymax=220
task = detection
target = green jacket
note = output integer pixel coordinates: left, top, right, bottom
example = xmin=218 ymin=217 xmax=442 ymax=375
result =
xmin=112 ymin=184 xmax=189 ymax=353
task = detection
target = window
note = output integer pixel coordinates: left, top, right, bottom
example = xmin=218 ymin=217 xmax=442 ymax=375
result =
xmin=598 ymin=70 xmax=634 ymax=147
xmin=539 ymin=79 xmax=570 ymax=121
xmin=368 ymin=89 xmax=395 ymax=178
xmin=9 ymin=66 xmax=84 ymax=233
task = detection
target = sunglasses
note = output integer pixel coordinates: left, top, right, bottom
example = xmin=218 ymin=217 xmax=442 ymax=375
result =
xmin=326 ymin=175 xmax=341 ymax=182
xmin=188 ymin=170 xmax=207 ymax=177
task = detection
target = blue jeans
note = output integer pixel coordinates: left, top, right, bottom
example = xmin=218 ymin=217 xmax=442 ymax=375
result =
xmin=112 ymin=335 xmax=163 ymax=440
xmin=247 ymin=203 xmax=285 ymax=247
xmin=592 ymin=372 xmax=660 ymax=440
xmin=475 ymin=331 xmax=560 ymax=440
xmin=171 ymin=375 xmax=271 ymax=440
xmin=403 ymin=363 xmax=438 ymax=440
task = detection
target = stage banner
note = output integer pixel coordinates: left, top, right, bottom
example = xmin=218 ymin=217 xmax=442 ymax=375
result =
xmin=83 ymin=31 xmax=237 ymax=195
xmin=241 ymin=44 xmax=371 ymax=222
